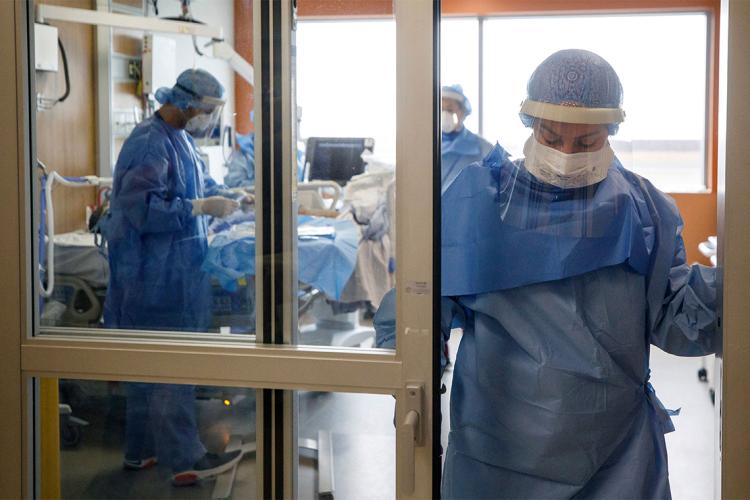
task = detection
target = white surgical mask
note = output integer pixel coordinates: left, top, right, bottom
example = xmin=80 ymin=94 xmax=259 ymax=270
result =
xmin=441 ymin=110 xmax=459 ymax=133
xmin=522 ymin=134 xmax=614 ymax=189
xmin=185 ymin=113 xmax=214 ymax=137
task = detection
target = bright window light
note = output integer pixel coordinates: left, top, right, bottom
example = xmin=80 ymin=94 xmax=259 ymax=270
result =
xmin=296 ymin=18 xmax=479 ymax=166
xmin=296 ymin=20 xmax=396 ymax=164
xmin=441 ymin=18 xmax=480 ymax=134
xmin=482 ymin=13 xmax=708 ymax=192
xmin=297 ymin=14 xmax=709 ymax=192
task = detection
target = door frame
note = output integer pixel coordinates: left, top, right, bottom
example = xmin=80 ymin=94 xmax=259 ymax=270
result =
xmin=0 ymin=0 xmax=440 ymax=498
xmin=716 ymin=0 xmax=750 ymax=496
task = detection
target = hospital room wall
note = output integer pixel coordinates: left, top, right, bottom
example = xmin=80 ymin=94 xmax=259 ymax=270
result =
xmin=36 ymin=0 xmax=97 ymax=234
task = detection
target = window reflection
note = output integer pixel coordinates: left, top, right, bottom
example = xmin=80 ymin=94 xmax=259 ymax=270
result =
xmin=52 ymin=379 xmax=256 ymax=496
xmin=45 ymin=380 xmax=395 ymax=498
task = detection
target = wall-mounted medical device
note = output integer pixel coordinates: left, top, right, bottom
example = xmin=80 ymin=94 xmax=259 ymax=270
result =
xmin=142 ymin=34 xmax=177 ymax=95
xmin=34 ymin=23 xmax=58 ymax=72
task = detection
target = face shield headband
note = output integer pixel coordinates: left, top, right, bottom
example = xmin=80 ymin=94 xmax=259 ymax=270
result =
xmin=175 ymin=82 xmax=226 ymax=111
xmin=520 ymin=99 xmax=625 ymax=125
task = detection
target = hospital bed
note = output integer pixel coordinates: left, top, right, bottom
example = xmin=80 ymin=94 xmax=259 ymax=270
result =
xmin=43 ymin=218 xmax=360 ymax=330
xmin=43 ymin=218 xmax=391 ymax=347
xmin=42 ymin=232 xmax=108 ymax=327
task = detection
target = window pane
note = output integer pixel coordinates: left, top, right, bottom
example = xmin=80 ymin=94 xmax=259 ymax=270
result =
xmin=441 ymin=18 xmax=480 ymax=134
xmin=297 ymin=391 xmax=395 ymax=499
xmin=440 ymin=12 xmax=716 ymax=500
xmin=45 ymin=379 xmax=257 ymax=498
xmin=40 ymin=379 xmax=396 ymax=499
xmin=296 ymin=20 xmax=396 ymax=164
xmin=36 ymin=1 xmax=258 ymax=336
xmin=294 ymin=14 xmax=396 ymax=349
xmin=482 ymin=13 xmax=708 ymax=192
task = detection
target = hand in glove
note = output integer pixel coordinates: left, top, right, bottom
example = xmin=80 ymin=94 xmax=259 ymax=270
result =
xmin=223 ymin=187 xmax=255 ymax=213
xmin=191 ymin=196 xmax=240 ymax=218
xmin=239 ymin=193 xmax=255 ymax=212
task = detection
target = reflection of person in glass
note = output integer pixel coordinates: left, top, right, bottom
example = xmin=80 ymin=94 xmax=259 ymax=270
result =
xmin=440 ymin=84 xmax=493 ymax=190
xmin=376 ymin=50 xmax=717 ymax=498
xmin=101 ymin=69 xmax=245 ymax=485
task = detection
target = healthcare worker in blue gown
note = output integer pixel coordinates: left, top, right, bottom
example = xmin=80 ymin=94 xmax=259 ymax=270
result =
xmin=441 ymin=84 xmax=493 ymax=191
xmin=101 ymin=69 xmax=250 ymax=486
xmin=223 ymin=115 xmax=304 ymax=189
xmin=375 ymin=49 xmax=717 ymax=499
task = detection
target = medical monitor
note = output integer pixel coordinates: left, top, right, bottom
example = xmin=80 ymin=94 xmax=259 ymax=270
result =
xmin=305 ymin=137 xmax=375 ymax=185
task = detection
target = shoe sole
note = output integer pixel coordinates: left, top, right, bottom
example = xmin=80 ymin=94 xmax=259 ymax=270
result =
xmin=171 ymin=453 xmax=243 ymax=486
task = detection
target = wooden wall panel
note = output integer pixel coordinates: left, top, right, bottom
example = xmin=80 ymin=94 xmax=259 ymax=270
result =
xmin=297 ymin=0 xmax=717 ymax=17
xmin=112 ymin=30 xmax=141 ymax=55
xmin=35 ymin=0 xmax=97 ymax=234
xmin=297 ymin=0 xmax=393 ymax=18
xmin=673 ymin=193 xmax=716 ymax=266
xmin=234 ymin=0 xmax=253 ymax=134
xmin=441 ymin=0 xmax=718 ymax=16
xmin=114 ymin=0 xmax=144 ymax=10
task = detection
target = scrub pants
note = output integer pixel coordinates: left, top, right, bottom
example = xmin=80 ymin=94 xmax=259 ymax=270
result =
xmin=124 ymin=382 xmax=206 ymax=473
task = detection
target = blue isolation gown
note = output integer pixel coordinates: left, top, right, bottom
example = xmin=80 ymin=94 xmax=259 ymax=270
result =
xmin=102 ymin=112 xmax=223 ymax=332
xmin=224 ymin=132 xmax=256 ymax=189
xmin=442 ymin=126 xmax=493 ymax=191
xmin=101 ymin=113 xmax=225 ymax=472
xmin=224 ymin=132 xmax=305 ymax=188
xmin=375 ymin=144 xmax=717 ymax=499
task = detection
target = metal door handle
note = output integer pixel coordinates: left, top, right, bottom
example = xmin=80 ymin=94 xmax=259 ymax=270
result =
xmin=399 ymin=409 xmax=420 ymax=494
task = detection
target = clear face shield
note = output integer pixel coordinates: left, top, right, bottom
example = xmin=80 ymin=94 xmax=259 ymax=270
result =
xmin=441 ymin=97 xmax=652 ymax=301
xmin=486 ymin=100 xmax=625 ymax=238
xmin=518 ymin=100 xmax=625 ymax=190
xmin=184 ymin=95 xmax=226 ymax=141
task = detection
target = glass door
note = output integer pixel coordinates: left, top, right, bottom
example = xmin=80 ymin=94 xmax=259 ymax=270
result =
xmin=14 ymin=0 xmax=440 ymax=498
